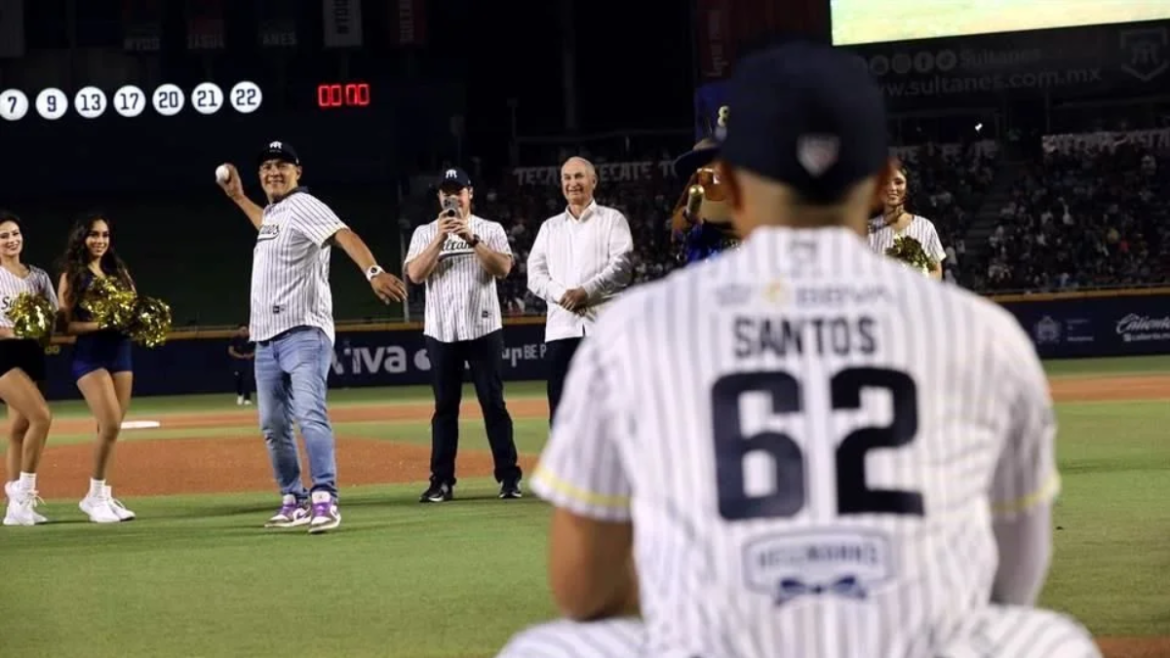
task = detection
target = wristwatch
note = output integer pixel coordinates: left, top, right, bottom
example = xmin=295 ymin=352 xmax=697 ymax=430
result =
xmin=467 ymin=234 xmax=481 ymax=247
xmin=365 ymin=265 xmax=385 ymax=281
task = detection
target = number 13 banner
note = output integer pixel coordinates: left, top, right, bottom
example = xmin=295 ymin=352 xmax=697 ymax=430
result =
xmin=0 ymin=0 xmax=25 ymax=59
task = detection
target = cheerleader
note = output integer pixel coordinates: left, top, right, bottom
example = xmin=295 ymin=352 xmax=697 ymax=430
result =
xmin=0 ymin=211 xmax=58 ymax=526
xmin=868 ymin=160 xmax=947 ymax=279
xmin=56 ymin=213 xmax=136 ymax=523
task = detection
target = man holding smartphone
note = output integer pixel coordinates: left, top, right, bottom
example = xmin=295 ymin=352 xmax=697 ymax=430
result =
xmin=404 ymin=167 xmax=523 ymax=503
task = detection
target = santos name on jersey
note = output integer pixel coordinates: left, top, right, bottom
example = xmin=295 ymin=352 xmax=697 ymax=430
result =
xmin=530 ymin=225 xmax=1058 ymax=657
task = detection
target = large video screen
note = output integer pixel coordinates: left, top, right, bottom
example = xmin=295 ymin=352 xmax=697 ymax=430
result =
xmin=831 ymin=0 xmax=1170 ymax=46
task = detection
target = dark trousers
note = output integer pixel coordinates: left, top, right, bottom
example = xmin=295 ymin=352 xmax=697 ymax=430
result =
xmin=233 ymin=365 xmax=254 ymax=400
xmin=425 ymin=330 xmax=520 ymax=486
xmin=546 ymin=337 xmax=583 ymax=426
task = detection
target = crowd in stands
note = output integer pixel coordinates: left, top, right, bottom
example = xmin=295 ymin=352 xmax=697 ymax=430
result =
xmin=978 ymin=138 xmax=1169 ymax=292
xmin=401 ymin=130 xmax=1170 ymax=318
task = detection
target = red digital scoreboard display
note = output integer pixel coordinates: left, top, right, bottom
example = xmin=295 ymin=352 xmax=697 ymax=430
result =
xmin=316 ymin=82 xmax=370 ymax=109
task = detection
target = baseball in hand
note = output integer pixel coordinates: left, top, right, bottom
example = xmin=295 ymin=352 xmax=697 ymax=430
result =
xmin=215 ymin=165 xmax=231 ymax=183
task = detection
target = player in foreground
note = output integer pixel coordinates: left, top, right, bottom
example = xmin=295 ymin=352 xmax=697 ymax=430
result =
xmin=57 ymin=213 xmax=139 ymax=523
xmin=497 ymin=41 xmax=1101 ymax=658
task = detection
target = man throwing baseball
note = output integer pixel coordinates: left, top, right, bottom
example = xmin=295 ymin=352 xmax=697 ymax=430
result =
xmin=497 ymin=42 xmax=1100 ymax=657
xmin=216 ymin=141 xmax=406 ymax=534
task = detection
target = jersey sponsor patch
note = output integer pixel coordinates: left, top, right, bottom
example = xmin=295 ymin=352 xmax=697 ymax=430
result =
xmin=742 ymin=529 xmax=896 ymax=606
xmin=439 ymin=236 xmax=475 ymax=258
xmin=257 ymin=223 xmax=281 ymax=241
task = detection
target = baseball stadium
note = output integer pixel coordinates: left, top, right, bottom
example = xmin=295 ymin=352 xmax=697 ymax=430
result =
xmin=3 ymin=1 xmax=1170 ymax=658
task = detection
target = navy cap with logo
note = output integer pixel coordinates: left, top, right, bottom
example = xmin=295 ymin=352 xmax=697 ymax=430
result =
xmin=257 ymin=140 xmax=300 ymax=167
xmin=717 ymin=40 xmax=890 ymax=204
xmin=438 ymin=167 xmax=473 ymax=190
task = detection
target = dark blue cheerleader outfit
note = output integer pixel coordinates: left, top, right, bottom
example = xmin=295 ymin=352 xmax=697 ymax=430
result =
xmin=70 ymin=272 xmax=132 ymax=380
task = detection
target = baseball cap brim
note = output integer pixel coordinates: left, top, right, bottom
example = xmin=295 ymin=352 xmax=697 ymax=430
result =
xmin=672 ymin=137 xmax=722 ymax=178
xmin=673 ymin=146 xmax=719 ymax=178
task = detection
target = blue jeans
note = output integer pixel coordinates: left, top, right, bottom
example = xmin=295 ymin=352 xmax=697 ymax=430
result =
xmin=254 ymin=326 xmax=337 ymax=500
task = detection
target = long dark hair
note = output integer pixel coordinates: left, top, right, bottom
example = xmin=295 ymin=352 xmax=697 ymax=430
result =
xmin=58 ymin=212 xmax=133 ymax=309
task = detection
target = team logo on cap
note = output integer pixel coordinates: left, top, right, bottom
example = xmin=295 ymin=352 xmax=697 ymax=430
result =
xmin=270 ymin=141 xmax=282 ymax=150
xmin=796 ymin=134 xmax=840 ymax=178
xmin=715 ymin=105 xmax=729 ymax=141
xmin=445 ymin=169 xmax=458 ymax=179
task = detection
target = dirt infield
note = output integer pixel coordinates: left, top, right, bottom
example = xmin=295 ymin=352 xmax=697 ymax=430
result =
xmin=21 ymin=373 xmax=1170 ymax=658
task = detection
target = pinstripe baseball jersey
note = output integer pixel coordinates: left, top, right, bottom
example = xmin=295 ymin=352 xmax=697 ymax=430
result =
xmin=868 ymin=214 xmax=946 ymax=267
xmin=404 ymin=215 xmax=511 ymax=342
xmin=249 ymin=189 xmax=347 ymax=344
xmin=530 ymin=225 xmax=1060 ymax=658
xmin=527 ymin=201 xmax=635 ymax=342
xmin=0 ymin=265 xmax=58 ymax=328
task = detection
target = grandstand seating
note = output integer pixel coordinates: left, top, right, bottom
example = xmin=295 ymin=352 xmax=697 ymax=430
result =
xmin=399 ymin=129 xmax=1169 ymax=318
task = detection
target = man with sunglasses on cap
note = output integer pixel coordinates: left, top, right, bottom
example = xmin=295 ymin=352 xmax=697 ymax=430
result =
xmin=497 ymin=41 xmax=1099 ymax=658
xmin=216 ymin=140 xmax=407 ymax=535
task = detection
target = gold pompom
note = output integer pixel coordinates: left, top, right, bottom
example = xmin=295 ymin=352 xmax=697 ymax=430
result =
xmin=885 ymin=236 xmax=936 ymax=275
xmin=7 ymin=292 xmax=55 ymax=343
xmin=80 ymin=276 xmax=138 ymax=330
xmin=126 ymin=296 xmax=172 ymax=348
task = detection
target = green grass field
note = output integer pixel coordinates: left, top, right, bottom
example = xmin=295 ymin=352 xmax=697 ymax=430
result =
xmin=1 ymin=357 xmax=1168 ymax=657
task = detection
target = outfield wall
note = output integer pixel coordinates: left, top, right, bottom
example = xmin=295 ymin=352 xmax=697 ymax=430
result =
xmin=36 ymin=288 xmax=1170 ymax=401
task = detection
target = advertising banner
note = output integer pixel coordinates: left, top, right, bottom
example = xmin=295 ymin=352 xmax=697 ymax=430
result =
xmin=695 ymin=0 xmax=735 ymax=82
xmin=843 ymin=21 xmax=1170 ymax=109
xmin=36 ymin=292 xmax=1170 ymax=402
xmin=257 ymin=0 xmax=298 ymax=48
xmin=1002 ymin=293 xmax=1170 ymax=360
xmin=1041 ymin=128 xmax=1170 ymax=154
xmin=122 ymin=0 xmax=162 ymax=52
xmin=0 ymin=0 xmax=25 ymax=58
xmin=40 ymin=324 xmax=552 ymax=401
xmin=185 ymin=0 xmax=225 ymax=50
xmin=386 ymin=0 xmax=426 ymax=47
xmin=510 ymin=159 xmax=675 ymax=187
xmin=322 ymin=0 xmax=363 ymax=48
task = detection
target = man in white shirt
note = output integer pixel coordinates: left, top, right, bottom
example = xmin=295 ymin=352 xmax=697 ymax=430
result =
xmin=526 ymin=157 xmax=634 ymax=426
xmin=404 ymin=167 xmax=523 ymax=503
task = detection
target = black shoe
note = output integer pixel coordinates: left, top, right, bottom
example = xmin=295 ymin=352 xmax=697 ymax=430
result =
xmin=419 ymin=481 xmax=453 ymax=503
xmin=499 ymin=479 xmax=522 ymax=499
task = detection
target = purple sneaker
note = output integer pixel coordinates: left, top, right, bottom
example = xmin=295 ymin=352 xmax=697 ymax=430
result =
xmin=308 ymin=491 xmax=340 ymax=534
xmin=265 ymin=494 xmax=310 ymax=528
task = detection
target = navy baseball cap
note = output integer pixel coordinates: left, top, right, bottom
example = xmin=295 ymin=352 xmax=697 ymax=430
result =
xmin=257 ymin=140 xmax=300 ymax=167
xmin=438 ymin=167 xmax=472 ymax=189
xmin=718 ymin=40 xmax=890 ymax=204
